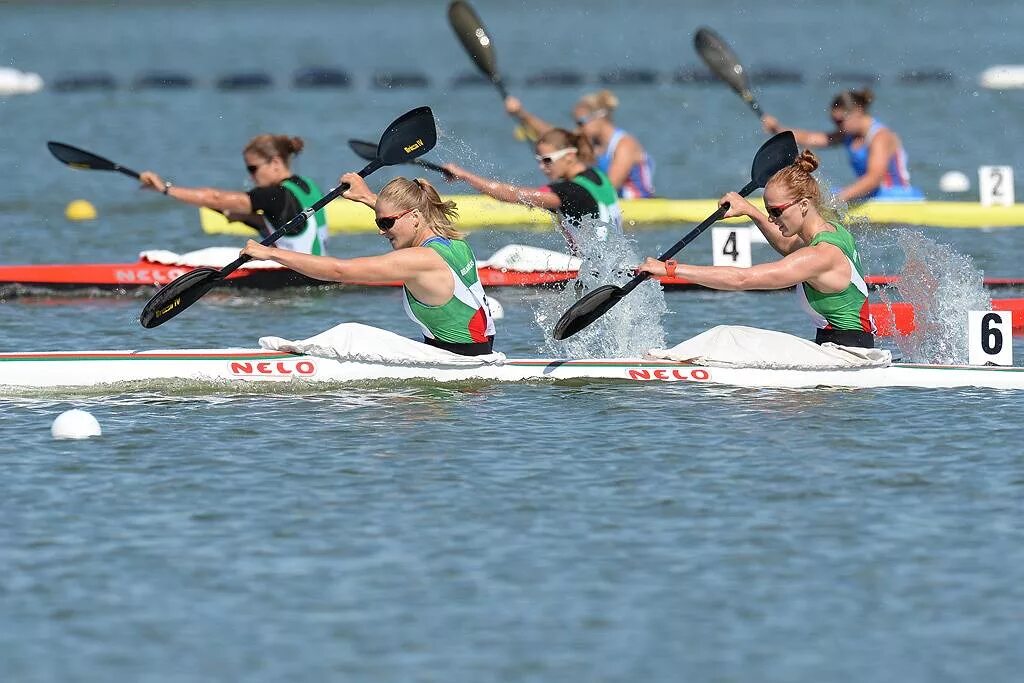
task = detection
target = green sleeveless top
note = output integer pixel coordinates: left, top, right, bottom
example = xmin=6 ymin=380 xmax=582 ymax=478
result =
xmin=278 ymin=176 xmax=328 ymax=255
xmin=799 ymin=222 xmax=873 ymax=332
xmin=568 ymin=167 xmax=623 ymax=233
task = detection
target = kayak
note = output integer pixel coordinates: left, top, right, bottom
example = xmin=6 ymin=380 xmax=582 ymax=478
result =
xmin=3 ymin=348 xmax=1023 ymax=392
xmin=4 ymin=245 xmax=1024 ymax=297
xmin=201 ymin=197 xmax=1024 ymax=234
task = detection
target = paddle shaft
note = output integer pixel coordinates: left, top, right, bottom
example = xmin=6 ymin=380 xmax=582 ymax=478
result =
xmin=216 ymin=159 xmax=382 ymax=277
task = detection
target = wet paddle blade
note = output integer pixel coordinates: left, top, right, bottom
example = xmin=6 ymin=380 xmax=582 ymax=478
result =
xmin=47 ymin=141 xmax=140 ymax=178
xmin=750 ymin=131 xmax=798 ymax=187
xmin=138 ymin=268 xmax=222 ymax=328
xmin=448 ymin=1 xmax=500 ymax=82
xmin=552 ymin=285 xmax=626 ymax=340
xmin=694 ymin=27 xmax=760 ymax=115
xmin=375 ymin=106 xmax=437 ymax=165
xmin=347 ymin=139 xmax=379 ymax=162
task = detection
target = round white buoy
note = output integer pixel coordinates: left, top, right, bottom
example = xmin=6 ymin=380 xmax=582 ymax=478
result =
xmin=487 ymin=296 xmax=505 ymax=320
xmin=51 ymin=409 xmax=102 ymax=440
xmin=939 ymin=171 xmax=971 ymax=193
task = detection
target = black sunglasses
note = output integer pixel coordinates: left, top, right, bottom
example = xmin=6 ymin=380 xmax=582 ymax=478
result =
xmin=375 ymin=208 xmax=414 ymax=231
xmin=246 ymin=158 xmax=272 ymax=175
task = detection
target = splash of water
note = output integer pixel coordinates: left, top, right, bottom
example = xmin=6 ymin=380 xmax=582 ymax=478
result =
xmin=532 ymin=217 xmax=668 ymax=358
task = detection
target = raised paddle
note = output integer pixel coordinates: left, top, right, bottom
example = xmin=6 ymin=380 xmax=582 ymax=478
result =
xmin=348 ymin=138 xmax=452 ymax=178
xmin=47 ymin=142 xmax=143 ymax=180
xmin=138 ymin=106 xmax=438 ymax=329
xmin=552 ymin=131 xmax=798 ymax=340
xmin=694 ymin=26 xmax=763 ymax=118
xmin=447 ymin=0 xmax=535 ymax=146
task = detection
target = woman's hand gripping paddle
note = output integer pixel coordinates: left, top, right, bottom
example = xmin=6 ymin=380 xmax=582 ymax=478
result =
xmin=138 ymin=106 xmax=439 ymax=328
xmin=552 ymin=131 xmax=798 ymax=340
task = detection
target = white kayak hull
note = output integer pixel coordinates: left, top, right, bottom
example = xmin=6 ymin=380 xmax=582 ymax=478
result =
xmin=2 ymin=349 xmax=1024 ymax=391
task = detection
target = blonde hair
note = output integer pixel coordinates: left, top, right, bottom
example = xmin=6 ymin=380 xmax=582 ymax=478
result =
xmin=768 ymin=149 xmax=835 ymax=218
xmin=577 ymin=89 xmax=619 ymax=119
xmin=536 ymin=127 xmax=595 ymax=166
xmin=244 ymin=134 xmax=304 ymax=164
xmin=831 ymin=88 xmax=874 ymax=113
xmin=377 ymin=177 xmax=463 ymax=239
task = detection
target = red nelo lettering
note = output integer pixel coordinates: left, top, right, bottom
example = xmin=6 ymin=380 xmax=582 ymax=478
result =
xmin=627 ymin=369 xmax=651 ymax=380
xmin=672 ymin=369 xmax=688 ymax=380
xmin=230 ymin=362 xmax=253 ymax=374
xmin=653 ymin=369 xmax=669 ymax=380
xmin=275 ymin=362 xmax=293 ymax=374
xmin=295 ymin=361 xmax=315 ymax=375
xmin=690 ymin=369 xmax=710 ymax=381
xmin=256 ymin=362 xmax=272 ymax=373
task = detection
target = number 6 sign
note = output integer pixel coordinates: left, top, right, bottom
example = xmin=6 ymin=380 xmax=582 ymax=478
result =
xmin=968 ymin=310 xmax=1012 ymax=365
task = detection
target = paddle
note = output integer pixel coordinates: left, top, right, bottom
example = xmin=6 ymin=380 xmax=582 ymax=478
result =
xmin=348 ymin=138 xmax=451 ymax=178
xmin=447 ymin=0 xmax=534 ymax=146
xmin=47 ymin=142 xmax=142 ymax=180
xmin=138 ymin=106 xmax=438 ymax=329
xmin=552 ymin=131 xmax=798 ymax=340
xmin=694 ymin=27 xmax=762 ymax=118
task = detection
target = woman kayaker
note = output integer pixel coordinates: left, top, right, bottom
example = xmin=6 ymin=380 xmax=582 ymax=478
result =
xmin=240 ymin=175 xmax=496 ymax=356
xmin=760 ymin=88 xmax=922 ymax=202
xmin=505 ymin=89 xmax=655 ymax=199
xmin=442 ymin=128 xmax=622 ymax=255
xmin=139 ymin=134 xmax=329 ymax=255
xmin=638 ymin=150 xmax=876 ymax=348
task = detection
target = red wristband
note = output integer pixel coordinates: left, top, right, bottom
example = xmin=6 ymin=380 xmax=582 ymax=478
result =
xmin=664 ymin=259 xmax=677 ymax=278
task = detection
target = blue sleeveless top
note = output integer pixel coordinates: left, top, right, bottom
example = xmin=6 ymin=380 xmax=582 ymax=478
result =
xmin=595 ymin=128 xmax=655 ymax=199
xmin=843 ymin=120 xmax=923 ymax=200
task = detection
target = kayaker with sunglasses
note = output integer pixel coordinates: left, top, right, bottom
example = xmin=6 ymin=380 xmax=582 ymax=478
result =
xmin=760 ymin=88 xmax=922 ymax=202
xmin=138 ymin=134 xmax=329 ymax=255
xmin=441 ymin=128 xmax=623 ymax=255
xmin=504 ymin=89 xmax=655 ymax=199
xmin=637 ymin=150 xmax=876 ymax=348
xmin=240 ymin=175 xmax=496 ymax=356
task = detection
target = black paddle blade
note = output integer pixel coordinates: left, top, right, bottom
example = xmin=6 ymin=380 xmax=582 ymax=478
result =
xmin=448 ymin=1 xmax=499 ymax=81
xmin=552 ymin=285 xmax=627 ymax=340
xmin=139 ymin=268 xmax=222 ymax=328
xmin=376 ymin=106 xmax=437 ymax=165
xmin=48 ymin=142 xmax=115 ymax=172
xmin=348 ymin=139 xmax=378 ymax=162
xmin=694 ymin=27 xmax=760 ymax=115
xmin=751 ymin=131 xmax=798 ymax=187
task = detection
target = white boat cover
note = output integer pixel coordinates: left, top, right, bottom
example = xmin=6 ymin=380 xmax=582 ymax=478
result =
xmin=478 ymin=245 xmax=581 ymax=272
xmin=139 ymin=247 xmax=282 ymax=270
xmin=647 ymin=325 xmax=892 ymax=369
xmin=259 ymin=323 xmax=507 ymax=366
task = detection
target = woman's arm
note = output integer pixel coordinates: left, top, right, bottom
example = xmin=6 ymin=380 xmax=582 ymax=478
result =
xmin=837 ymin=129 xmax=898 ymax=202
xmin=761 ymin=114 xmax=840 ymax=148
xmin=138 ymin=171 xmax=253 ymax=213
xmin=604 ymin=134 xmax=643 ymax=190
xmin=443 ymin=164 xmax=562 ymax=211
xmin=505 ymin=96 xmax=554 ymax=139
xmin=241 ymin=240 xmax=442 ymax=284
xmin=637 ymin=244 xmax=838 ymax=291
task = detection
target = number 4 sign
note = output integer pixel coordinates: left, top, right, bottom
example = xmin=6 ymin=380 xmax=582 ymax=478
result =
xmin=968 ymin=310 xmax=1013 ymax=366
xmin=711 ymin=227 xmax=751 ymax=268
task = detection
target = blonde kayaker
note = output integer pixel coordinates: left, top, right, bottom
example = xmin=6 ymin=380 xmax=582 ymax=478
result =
xmin=240 ymin=175 xmax=496 ymax=356
xmin=638 ymin=150 xmax=876 ymax=348
xmin=139 ymin=134 xmax=329 ymax=255
xmin=505 ymin=89 xmax=655 ymax=199
xmin=760 ymin=88 xmax=922 ymax=202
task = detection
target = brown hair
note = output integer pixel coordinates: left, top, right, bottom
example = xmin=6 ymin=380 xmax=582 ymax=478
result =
xmin=831 ymin=88 xmax=874 ymax=113
xmin=767 ymin=149 xmax=831 ymax=214
xmin=536 ymin=127 xmax=595 ymax=165
xmin=577 ymin=89 xmax=619 ymax=119
xmin=244 ymin=134 xmax=305 ymax=164
xmin=377 ymin=177 xmax=463 ymax=240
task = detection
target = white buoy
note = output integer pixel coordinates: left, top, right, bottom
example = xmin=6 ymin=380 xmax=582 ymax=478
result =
xmin=487 ymin=296 xmax=505 ymax=320
xmin=939 ymin=171 xmax=971 ymax=193
xmin=979 ymin=65 xmax=1024 ymax=90
xmin=51 ymin=409 xmax=102 ymax=440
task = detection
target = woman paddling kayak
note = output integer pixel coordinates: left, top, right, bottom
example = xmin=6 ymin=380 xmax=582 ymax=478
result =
xmin=760 ymin=88 xmax=922 ymax=203
xmin=139 ymin=134 xmax=330 ymax=255
xmin=240 ymin=175 xmax=497 ymax=356
xmin=505 ymin=89 xmax=655 ymax=199
xmin=638 ymin=150 xmax=876 ymax=348
xmin=442 ymin=128 xmax=622 ymax=255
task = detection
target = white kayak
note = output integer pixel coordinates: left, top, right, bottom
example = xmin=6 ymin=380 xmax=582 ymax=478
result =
xmin=2 ymin=347 xmax=1024 ymax=392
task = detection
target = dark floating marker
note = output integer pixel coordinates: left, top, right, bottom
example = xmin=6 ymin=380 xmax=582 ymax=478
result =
xmin=898 ymin=69 xmax=955 ymax=83
xmin=524 ymin=70 xmax=585 ymax=87
xmin=451 ymin=71 xmax=494 ymax=87
xmin=293 ymin=67 xmax=351 ymax=88
xmin=822 ymin=70 xmax=881 ymax=84
xmin=673 ymin=66 xmax=717 ymax=84
xmin=51 ymin=73 xmax=117 ymax=92
xmin=749 ymin=66 xmax=804 ymax=84
xmin=216 ymin=72 xmax=273 ymax=90
xmin=133 ymin=72 xmax=195 ymax=89
xmin=373 ymin=72 xmax=430 ymax=88
xmin=599 ymin=68 xmax=660 ymax=86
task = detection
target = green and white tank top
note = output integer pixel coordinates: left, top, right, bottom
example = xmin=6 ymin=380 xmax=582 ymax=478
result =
xmin=795 ymin=222 xmax=875 ymax=332
xmin=274 ymin=176 xmax=328 ymax=255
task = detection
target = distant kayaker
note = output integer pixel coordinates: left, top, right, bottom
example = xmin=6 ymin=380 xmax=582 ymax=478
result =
xmin=638 ymin=150 xmax=876 ymax=348
xmin=760 ymin=88 xmax=923 ymax=202
xmin=240 ymin=175 xmax=496 ymax=356
xmin=442 ymin=128 xmax=622 ymax=255
xmin=139 ymin=134 xmax=329 ymax=255
xmin=505 ymin=89 xmax=655 ymax=199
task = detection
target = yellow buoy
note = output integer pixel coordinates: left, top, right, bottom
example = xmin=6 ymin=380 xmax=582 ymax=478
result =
xmin=65 ymin=199 xmax=97 ymax=221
